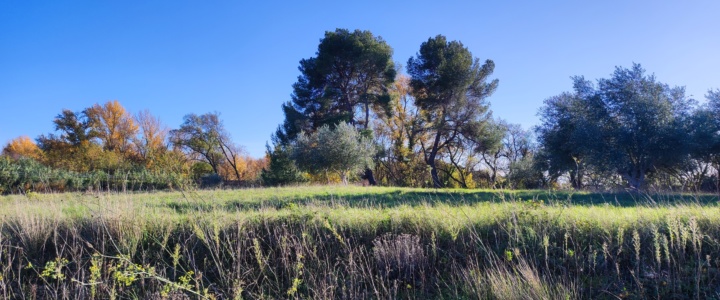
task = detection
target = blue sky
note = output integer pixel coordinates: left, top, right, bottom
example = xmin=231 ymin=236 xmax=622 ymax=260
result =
xmin=1 ymin=1 xmax=718 ymax=157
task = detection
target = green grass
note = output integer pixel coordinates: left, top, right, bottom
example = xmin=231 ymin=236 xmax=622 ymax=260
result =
xmin=1 ymin=186 xmax=719 ymax=299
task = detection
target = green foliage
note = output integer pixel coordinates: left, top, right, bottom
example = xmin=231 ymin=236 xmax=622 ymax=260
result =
xmin=40 ymin=257 xmax=69 ymax=281
xmin=537 ymin=64 xmax=693 ymax=190
xmin=39 ymin=109 xmax=94 ymax=147
xmin=261 ymin=143 xmax=305 ymax=186
xmin=0 ymin=157 xmax=188 ymax=194
xmin=507 ymin=155 xmax=545 ymax=189
xmin=292 ymin=122 xmax=376 ymax=184
xmin=276 ymin=28 xmax=395 ymax=145
xmin=407 ymin=35 xmax=498 ymax=188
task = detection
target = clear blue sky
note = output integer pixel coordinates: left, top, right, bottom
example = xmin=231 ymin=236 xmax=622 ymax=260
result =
xmin=1 ymin=1 xmax=718 ymax=157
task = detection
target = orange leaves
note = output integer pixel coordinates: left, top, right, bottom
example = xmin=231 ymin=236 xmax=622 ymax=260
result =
xmin=2 ymin=136 xmax=42 ymax=160
xmin=133 ymin=109 xmax=169 ymax=162
xmin=218 ymin=152 xmax=268 ymax=181
xmin=85 ymin=100 xmax=139 ymax=153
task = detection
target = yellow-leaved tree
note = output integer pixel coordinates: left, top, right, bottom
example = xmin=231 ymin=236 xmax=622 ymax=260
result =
xmin=373 ymin=75 xmax=430 ymax=186
xmin=2 ymin=136 xmax=43 ymax=160
xmin=85 ymin=100 xmax=139 ymax=154
xmin=133 ymin=109 xmax=169 ymax=168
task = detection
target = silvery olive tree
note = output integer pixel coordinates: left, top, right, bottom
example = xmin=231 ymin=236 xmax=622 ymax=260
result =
xmin=292 ymin=122 xmax=375 ymax=184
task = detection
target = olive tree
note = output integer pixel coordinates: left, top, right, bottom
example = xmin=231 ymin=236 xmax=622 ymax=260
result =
xmin=536 ymin=64 xmax=691 ymax=190
xmin=292 ymin=122 xmax=375 ymax=184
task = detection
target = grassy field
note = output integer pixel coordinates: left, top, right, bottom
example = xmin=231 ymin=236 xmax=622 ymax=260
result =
xmin=1 ymin=186 xmax=719 ymax=299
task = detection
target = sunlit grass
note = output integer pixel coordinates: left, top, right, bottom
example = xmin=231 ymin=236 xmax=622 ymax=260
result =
xmin=1 ymin=186 xmax=719 ymax=298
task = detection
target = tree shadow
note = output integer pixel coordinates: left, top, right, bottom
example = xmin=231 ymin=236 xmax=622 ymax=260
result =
xmin=156 ymin=188 xmax=720 ymax=214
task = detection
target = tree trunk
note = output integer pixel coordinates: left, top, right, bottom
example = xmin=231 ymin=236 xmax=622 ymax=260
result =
xmin=426 ymin=129 xmax=444 ymax=189
xmin=364 ymin=102 xmax=370 ymax=129
xmin=340 ymin=171 xmax=348 ymax=185
xmin=364 ymin=168 xmax=376 ymax=186
xmin=717 ymin=167 xmax=720 ymax=195
xmin=626 ymin=167 xmax=645 ymax=191
xmin=570 ymin=170 xmax=584 ymax=190
xmin=429 ymin=159 xmax=442 ymax=188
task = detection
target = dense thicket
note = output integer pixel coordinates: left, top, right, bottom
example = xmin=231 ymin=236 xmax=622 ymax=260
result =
xmin=0 ymin=158 xmax=185 ymax=193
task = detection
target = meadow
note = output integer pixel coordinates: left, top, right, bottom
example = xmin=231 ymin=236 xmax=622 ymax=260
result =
xmin=1 ymin=186 xmax=719 ymax=299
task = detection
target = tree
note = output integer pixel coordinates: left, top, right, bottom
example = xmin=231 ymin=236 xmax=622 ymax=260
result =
xmin=535 ymin=92 xmax=594 ymax=189
xmin=276 ymin=29 xmax=396 ymax=145
xmin=2 ymin=136 xmax=43 ymax=160
xmin=536 ymin=64 xmax=691 ymax=190
xmin=682 ymin=108 xmax=718 ymax=189
xmin=133 ymin=110 xmax=169 ymax=167
xmin=706 ymin=89 xmax=720 ymax=113
xmin=36 ymin=109 xmax=98 ymax=171
xmin=684 ymin=89 xmax=720 ymax=191
xmin=292 ymin=122 xmax=375 ymax=184
xmin=475 ymin=120 xmax=507 ymax=187
xmin=407 ymin=35 xmax=499 ymax=187
xmin=270 ymin=29 xmax=395 ymax=185
xmin=85 ymin=100 xmax=139 ymax=153
xmin=261 ymin=143 xmax=305 ymax=186
xmin=38 ymin=109 xmax=94 ymax=147
xmin=169 ymin=113 xmax=243 ymax=180
xmin=374 ymin=74 xmax=429 ymax=186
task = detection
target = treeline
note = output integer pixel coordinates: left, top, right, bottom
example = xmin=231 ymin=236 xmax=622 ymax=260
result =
xmin=536 ymin=65 xmax=720 ymax=191
xmin=4 ymin=28 xmax=720 ymax=192
xmin=261 ymin=29 xmax=720 ymax=192
xmin=1 ymin=101 xmax=266 ymax=193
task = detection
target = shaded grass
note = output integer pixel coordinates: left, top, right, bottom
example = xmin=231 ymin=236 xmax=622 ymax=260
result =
xmin=4 ymin=186 xmax=712 ymax=216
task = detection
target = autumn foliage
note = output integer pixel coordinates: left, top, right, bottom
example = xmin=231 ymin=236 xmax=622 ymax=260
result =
xmin=1 ymin=100 xmax=265 ymax=193
xmin=2 ymin=136 xmax=42 ymax=160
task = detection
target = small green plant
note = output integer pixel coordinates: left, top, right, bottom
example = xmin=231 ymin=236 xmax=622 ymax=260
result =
xmin=253 ymin=238 xmax=265 ymax=271
xmin=505 ymin=249 xmax=514 ymax=262
xmin=40 ymin=257 xmax=68 ymax=281
xmin=161 ymin=270 xmax=194 ymax=297
xmin=286 ymin=277 xmax=302 ymax=297
xmin=323 ymin=218 xmax=346 ymax=246
xmin=89 ymin=253 xmax=102 ymax=298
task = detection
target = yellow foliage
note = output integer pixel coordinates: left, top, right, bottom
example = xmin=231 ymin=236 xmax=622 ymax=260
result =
xmin=218 ymin=155 xmax=268 ymax=181
xmin=2 ymin=136 xmax=43 ymax=160
xmin=448 ymin=169 xmax=476 ymax=189
xmin=85 ymin=100 xmax=139 ymax=153
xmin=133 ymin=109 xmax=169 ymax=167
xmin=308 ymin=172 xmax=342 ymax=184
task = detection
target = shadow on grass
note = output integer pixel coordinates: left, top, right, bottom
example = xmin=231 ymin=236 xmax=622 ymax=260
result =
xmin=157 ymin=188 xmax=720 ymax=214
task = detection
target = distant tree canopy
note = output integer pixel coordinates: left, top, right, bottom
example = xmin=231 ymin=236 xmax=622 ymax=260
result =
xmin=536 ymin=64 xmax=693 ymax=190
xmin=85 ymin=100 xmax=139 ymax=153
xmin=169 ymin=112 xmax=252 ymax=181
xmin=2 ymin=136 xmax=42 ymax=160
xmin=1 ymin=101 xmax=267 ymax=193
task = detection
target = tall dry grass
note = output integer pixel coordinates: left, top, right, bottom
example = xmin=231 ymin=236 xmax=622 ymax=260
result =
xmin=0 ymin=187 xmax=718 ymax=299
